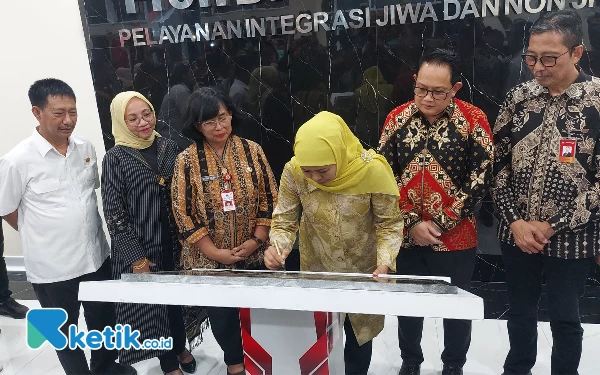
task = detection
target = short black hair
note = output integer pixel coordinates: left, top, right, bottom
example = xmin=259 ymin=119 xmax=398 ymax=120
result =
xmin=417 ymin=48 xmax=462 ymax=85
xmin=28 ymin=78 xmax=76 ymax=109
xmin=182 ymin=87 xmax=243 ymax=144
xmin=233 ymin=53 xmax=254 ymax=77
xmin=530 ymin=9 xmax=583 ymax=49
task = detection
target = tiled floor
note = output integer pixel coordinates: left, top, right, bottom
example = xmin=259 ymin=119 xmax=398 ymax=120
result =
xmin=1 ymin=300 xmax=599 ymax=375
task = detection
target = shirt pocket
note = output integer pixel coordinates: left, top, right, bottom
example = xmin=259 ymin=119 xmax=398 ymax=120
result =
xmin=74 ymin=165 xmax=97 ymax=195
xmin=82 ymin=165 xmax=96 ymax=180
xmin=79 ymin=165 xmax=97 ymax=186
xmin=28 ymin=178 xmax=66 ymax=208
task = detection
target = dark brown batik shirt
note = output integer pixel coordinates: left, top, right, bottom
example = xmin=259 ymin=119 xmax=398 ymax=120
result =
xmin=172 ymin=135 xmax=278 ymax=269
xmin=493 ymin=71 xmax=600 ymax=259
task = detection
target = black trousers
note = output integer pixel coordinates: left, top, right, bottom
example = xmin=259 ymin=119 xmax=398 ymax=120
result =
xmin=157 ymin=238 xmax=188 ymax=373
xmin=157 ymin=305 xmax=187 ymax=372
xmin=0 ymin=234 xmax=12 ymax=303
xmin=206 ymin=306 xmax=244 ymax=366
xmin=344 ymin=315 xmax=373 ymax=375
xmin=32 ymin=259 xmax=118 ymax=375
xmin=396 ymin=246 xmax=477 ymax=368
xmin=501 ymin=242 xmax=594 ymax=375
xmin=206 ymin=264 xmax=269 ymax=366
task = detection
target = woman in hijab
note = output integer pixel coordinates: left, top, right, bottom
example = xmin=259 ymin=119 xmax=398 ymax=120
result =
xmin=264 ymin=111 xmax=404 ymax=375
xmin=352 ymin=66 xmax=394 ymax=148
xmin=171 ymin=87 xmax=278 ymax=375
xmin=101 ymin=92 xmax=197 ymax=375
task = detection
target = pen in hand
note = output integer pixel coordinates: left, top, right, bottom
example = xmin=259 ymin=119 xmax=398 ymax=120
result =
xmin=274 ymin=240 xmax=286 ymax=270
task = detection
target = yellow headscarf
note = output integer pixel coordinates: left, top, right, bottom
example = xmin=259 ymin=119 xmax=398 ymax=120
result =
xmin=291 ymin=111 xmax=399 ymax=197
xmin=110 ymin=91 xmax=160 ymax=150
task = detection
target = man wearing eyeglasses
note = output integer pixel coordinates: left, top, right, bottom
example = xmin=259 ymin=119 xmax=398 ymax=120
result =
xmin=493 ymin=9 xmax=600 ymax=375
xmin=379 ymin=49 xmax=494 ymax=375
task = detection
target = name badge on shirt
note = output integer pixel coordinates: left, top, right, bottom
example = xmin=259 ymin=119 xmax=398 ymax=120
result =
xmin=201 ymin=175 xmax=218 ymax=182
xmin=558 ymin=138 xmax=576 ymax=163
xmin=221 ymin=190 xmax=236 ymax=212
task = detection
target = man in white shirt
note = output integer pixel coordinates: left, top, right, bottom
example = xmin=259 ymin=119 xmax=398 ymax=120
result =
xmin=0 ymin=79 xmax=136 ymax=375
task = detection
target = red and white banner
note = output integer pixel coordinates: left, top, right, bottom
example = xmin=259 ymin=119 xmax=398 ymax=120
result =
xmin=239 ymin=308 xmax=344 ymax=374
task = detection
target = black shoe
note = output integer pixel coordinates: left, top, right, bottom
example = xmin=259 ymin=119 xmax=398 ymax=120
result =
xmin=442 ymin=365 xmax=463 ymax=375
xmin=0 ymin=297 xmax=28 ymax=319
xmin=398 ymin=363 xmax=420 ymax=375
xmin=93 ymin=363 xmax=138 ymax=375
xmin=179 ymin=356 xmax=197 ymax=374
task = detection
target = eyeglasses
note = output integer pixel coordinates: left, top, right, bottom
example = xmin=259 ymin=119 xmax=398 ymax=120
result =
xmin=521 ymin=49 xmax=572 ymax=68
xmin=200 ymin=115 xmax=232 ymax=130
xmin=414 ymin=85 xmax=453 ymax=100
xmin=126 ymin=111 xmax=155 ymax=127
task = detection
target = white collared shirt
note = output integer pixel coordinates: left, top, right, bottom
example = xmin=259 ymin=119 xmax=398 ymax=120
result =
xmin=0 ymin=129 xmax=109 ymax=283
xmin=229 ymin=78 xmax=249 ymax=98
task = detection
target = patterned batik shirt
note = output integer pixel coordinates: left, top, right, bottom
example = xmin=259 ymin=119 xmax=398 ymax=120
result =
xmin=379 ymin=99 xmax=494 ymax=251
xmin=172 ymin=135 xmax=278 ymax=269
xmin=493 ymin=71 xmax=600 ymax=259
xmin=269 ymin=162 xmax=404 ymax=345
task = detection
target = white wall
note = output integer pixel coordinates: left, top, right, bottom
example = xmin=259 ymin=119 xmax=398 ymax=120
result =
xmin=0 ymin=0 xmax=105 ymax=257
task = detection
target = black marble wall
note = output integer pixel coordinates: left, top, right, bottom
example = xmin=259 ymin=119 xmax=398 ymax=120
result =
xmin=78 ymin=0 xmax=600 ymax=288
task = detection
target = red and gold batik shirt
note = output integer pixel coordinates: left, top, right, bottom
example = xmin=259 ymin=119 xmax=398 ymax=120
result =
xmin=379 ymin=99 xmax=494 ymax=251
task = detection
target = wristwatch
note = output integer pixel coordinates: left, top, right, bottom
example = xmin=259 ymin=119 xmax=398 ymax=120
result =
xmin=251 ymin=236 xmax=265 ymax=247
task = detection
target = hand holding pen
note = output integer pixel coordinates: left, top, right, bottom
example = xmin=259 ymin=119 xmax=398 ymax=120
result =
xmin=264 ymin=240 xmax=290 ymax=270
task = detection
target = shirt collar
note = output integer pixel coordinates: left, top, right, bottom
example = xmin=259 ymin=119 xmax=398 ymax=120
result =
xmin=530 ymin=68 xmax=590 ymax=98
xmin=564 ymin=69 xmax=590 ymax=98
xmin=31 ymin=128 xmax=84 ymax=157
xmin=233 ymin=79 xmax=248 ymax=90
xmin=409 ymin=100 xmax=456 ymax=122
xmin=444 ymin=100 xmax=456 ymax=117
xmin=176 ymin=83 xmax=192 ymax=94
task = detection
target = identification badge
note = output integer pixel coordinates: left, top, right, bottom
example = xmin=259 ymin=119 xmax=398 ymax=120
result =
xmin=201 ymin=175 xmax=218 ymax=182
xmin=558 ymin=138 xmax=576 ymax=163
xmin=221 ymin=190 xmax=236 ymax=212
